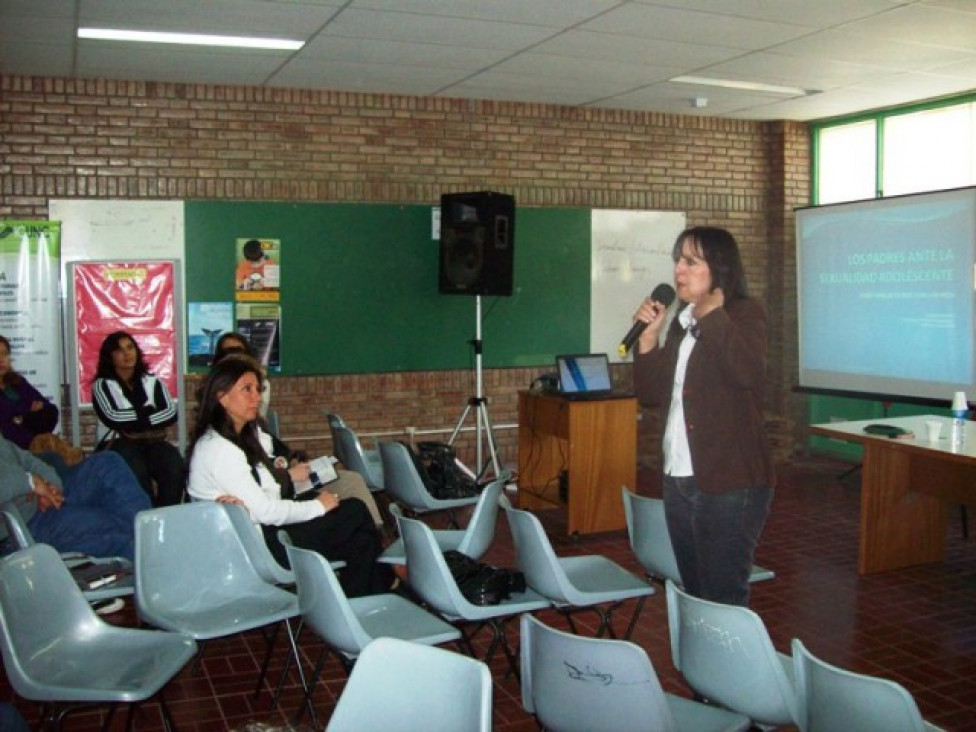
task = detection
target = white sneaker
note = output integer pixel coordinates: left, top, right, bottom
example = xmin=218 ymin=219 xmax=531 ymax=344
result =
xmin=91 ymin=597 xmax=125 ymax=616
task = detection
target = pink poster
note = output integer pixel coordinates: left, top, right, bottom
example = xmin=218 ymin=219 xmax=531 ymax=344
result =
xmin=73 ymin=261 xmax=177 ymax=405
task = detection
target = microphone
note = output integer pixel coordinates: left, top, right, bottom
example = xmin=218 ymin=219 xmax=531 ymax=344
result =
xmin=618 ymin=283 xmax=677 ymax=357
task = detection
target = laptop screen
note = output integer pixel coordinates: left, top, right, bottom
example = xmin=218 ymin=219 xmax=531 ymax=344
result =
xmin=556 ymin=353 xmax=613 ymax=394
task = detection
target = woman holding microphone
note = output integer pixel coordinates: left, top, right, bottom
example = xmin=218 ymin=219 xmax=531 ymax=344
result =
xmin=631 ymin=226 xmax=773 ymax=607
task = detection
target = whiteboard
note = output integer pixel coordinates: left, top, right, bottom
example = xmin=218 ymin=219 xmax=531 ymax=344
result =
xmin=49 ymin=199 xmax=184 ymax=285
xmin=591 ymin=210 xmax=686 ymax=362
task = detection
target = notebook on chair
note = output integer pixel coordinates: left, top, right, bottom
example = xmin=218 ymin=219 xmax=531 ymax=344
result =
xmin=556 ymin=353 xmax=631 ymax=401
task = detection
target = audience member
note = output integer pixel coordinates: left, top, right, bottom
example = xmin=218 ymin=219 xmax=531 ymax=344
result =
xmin=188 ymin=355 xmax=393 ymax=597
xmin=0 ymin=434 xmax=150 ymax=561
xmin=91 ymin=331 xmax=186 ymax=506
xmin=0 ymin=335 xmax=58 ymax=450
xmin=211 ymin=337 xmax=385 ymax=529
xmin=213 ymin=331 xmax=271 ymax=416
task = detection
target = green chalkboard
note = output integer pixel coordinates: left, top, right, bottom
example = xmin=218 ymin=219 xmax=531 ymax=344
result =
xmin=185 ymin=201 xmax=590 ymax=374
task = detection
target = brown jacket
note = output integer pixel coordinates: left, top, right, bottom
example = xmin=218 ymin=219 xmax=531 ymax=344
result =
xmin=634 ymin=297 xmax=774 ymax=494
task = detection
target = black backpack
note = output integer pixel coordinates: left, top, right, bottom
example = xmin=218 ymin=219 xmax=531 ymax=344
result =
xmin=442 ymin=550 xmax=526 ymax=605
xmin=403 ymin=441 xmax=482 ymax=499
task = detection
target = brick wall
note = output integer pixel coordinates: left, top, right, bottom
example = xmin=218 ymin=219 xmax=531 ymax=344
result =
xmin=0 ymin=75 xmax=810 ymax=469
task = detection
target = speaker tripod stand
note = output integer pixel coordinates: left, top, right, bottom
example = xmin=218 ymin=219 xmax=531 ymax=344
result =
xmin=448 ymin=295 xmax=503 ymax=481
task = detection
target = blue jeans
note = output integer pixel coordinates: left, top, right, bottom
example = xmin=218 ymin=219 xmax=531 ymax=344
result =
xmin=28 ymin=451 xmax=151 ymax=561
xmin=663 ymin=475 xmax=772 ymax=606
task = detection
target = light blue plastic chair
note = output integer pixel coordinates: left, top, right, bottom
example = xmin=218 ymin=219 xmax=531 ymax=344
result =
xmin=0 ymin=544 xmax=196 ymax=731
xmin=134 ymin=502 xmax=310 ymax=715
xmin=666 ymin=580 xmax=797 ymax=728
xmin=326 ymin=637 xmax=492 ymax=732
xmin=520 ymin=613 xmax=751 ymax=732
xmin=792 ymin=639 xmax=945 ymax=732
xmin=284 ymin=540 xmax=461 ymax=719
xmin=326 ymin=413 xmax=384 ymax=493
xmin=223 ymin=502 xmax=296 ymax=586
xmin=622 ymin=489 xmax=776 ymax=586
xmin=379 ymin=473 xmax=506 ymax=565
xmin=0 ymin=499 xmax=134 ymax=602
xmin=504 ymin=504 xmax=655 ymax=639
xmin=397 ymin=514 xmax=550 ymax=677
xmin=379 ymin=440 xmax=480 ymax=527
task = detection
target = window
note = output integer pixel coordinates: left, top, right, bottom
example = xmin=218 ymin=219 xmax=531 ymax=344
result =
xmin=813 ymin=94 xmax=976 ymax=205
xmin=883 ymin=103 xmax=976 ymax=196
xmin=817 ymin=121 xmax=876 ymax=204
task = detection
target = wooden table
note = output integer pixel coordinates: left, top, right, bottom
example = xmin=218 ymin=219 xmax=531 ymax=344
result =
xmin=809 ymin=415 xmax=976 ymax=574
xmin=517 ymin=390 xmax=636 ymax=536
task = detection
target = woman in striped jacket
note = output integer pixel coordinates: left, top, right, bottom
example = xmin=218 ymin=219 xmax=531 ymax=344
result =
xmin=92 ymin=330 xmax=186 ymax=506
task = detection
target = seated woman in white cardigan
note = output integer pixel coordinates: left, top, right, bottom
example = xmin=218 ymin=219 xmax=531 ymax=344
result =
xmin=188 ymin=354 xmax=393 ymax=597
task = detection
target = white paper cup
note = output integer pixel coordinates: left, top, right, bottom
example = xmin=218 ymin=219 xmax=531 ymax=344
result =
xmin=925 ymin=420 xmax=942 ymax=442
xmin=952 ymin=391 xmax=968 ymax=412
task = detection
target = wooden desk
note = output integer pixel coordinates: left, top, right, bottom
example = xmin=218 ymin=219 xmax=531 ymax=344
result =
xmin=810 ymin=415 xmax=976 ymax=574
xmin=517 ymin=390 xmax=636 ymax=536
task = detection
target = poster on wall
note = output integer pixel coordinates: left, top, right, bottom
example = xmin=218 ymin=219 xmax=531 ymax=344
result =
xmin=187 ymin=302 xmax=234 ymax=368
xmin=235 ymin=237 xmax=280 ymax=301
xmin=0 ymin=221 xmax=61 ymax=418
xmin=72 ymin=261 xmax=179 ymax=405
xmin=236 ymin=303 xmax=281 ymax=372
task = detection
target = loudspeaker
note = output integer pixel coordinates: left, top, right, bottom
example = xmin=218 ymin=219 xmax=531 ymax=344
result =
xmin=439 ymin=191 xmax=515 ymax=296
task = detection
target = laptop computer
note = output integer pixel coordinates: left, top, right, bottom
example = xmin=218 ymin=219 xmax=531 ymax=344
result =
xmin=556 ymin=353 xmax=631 ymax=401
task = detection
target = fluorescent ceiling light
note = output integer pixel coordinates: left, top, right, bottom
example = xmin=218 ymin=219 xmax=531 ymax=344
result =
xmin=670 ymin=75 xmax=810 ymax=96
xmin=78 ymin=28 xmax=304 ymax=51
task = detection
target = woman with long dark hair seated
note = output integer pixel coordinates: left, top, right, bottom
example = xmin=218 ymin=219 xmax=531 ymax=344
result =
xmin=187 ymin=354 xmax=393 ymax=597
xmin=91 ymin=330 xmax=186 ymax=506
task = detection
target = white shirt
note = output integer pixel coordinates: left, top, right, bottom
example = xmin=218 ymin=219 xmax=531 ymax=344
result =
xmin=188 ymin=428 xmax=325 ymax=526
xmin=663 ymin=306 xmax=699 ymax=477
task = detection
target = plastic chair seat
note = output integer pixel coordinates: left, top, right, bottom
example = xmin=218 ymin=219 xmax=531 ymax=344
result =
xmin=285 ymin=540 xmax=460 ymax=661
xmin=622 ymin=489 xmax=775 ymax=585
xmin=504 ymin=505 xmax=655 ymax=639
xmin=350 ymin=593 xmax=460 ymax=647
xmin=326 ymin=637 xmax=492 ymax=732
xmin=0 ymin=544 xmax=196 ymax=726
xmin=792 ymin=638 xmax=945 ymax=732
xmin=379 ymin=441 xmax=480 ymax=522
xmin=622 ymin=489 xmax=775 ymax=586
xmin=24 ymin=632 xmax=192 ymax=698
xmin=520 ymin=613 xmax=751 ymax=732
xmin=0 ymin=500 xmax=134 ymax=602
xmin=283 ymin=539 xmax=460 ymax=725
xmin=667 ymin=579 xmax=797 ymax=727
xmin=134 ymin=502 xmax=309 ymax=717
xmin=326 ymin=413 xmax=385 ymax=493
xmin=379 ymin=477 xmax=506 ymax=565
xmin=558 ymin=554 xmax=658 ymax=600
xmin=145 ymin=593 xmax=299 ymax=638
xmin=397 ymin=514 xmax=550 ymax=676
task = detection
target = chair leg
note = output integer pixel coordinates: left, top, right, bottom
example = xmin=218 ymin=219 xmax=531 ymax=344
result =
xmin=254 ymin=622 xmax=283 ymax=698
xmin=292 ymin=645 xmax=349 ymax=726
xmin=157 ymin=693 xmax=179 ymax=732
xmin=282 ymin=619 xmax=316 ymax=728
xmin=458 ymin=617 xmax=521 ymax=681
xmin=622 ymin=596 xmax=647 ymax=641
xmin=272 ymin=618 xmax=304 ymax=705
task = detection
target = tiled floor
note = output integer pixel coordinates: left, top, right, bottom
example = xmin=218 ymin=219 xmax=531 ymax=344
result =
xmin=3 ymin=455 xmax=976 ymax=731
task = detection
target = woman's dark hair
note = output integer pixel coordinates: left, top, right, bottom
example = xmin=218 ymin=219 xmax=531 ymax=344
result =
xmin=188 ymin=353 xmax=268 ymax=469
xmin=93 ymin=330 xmax=150 ymax=382
xmin=672 ymin=226 xmax=749 ymax=301
xmin=0 ymin=335 xmax=22 ymax=386
xmin=213 ymin=331 xmax=255 ymax=364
